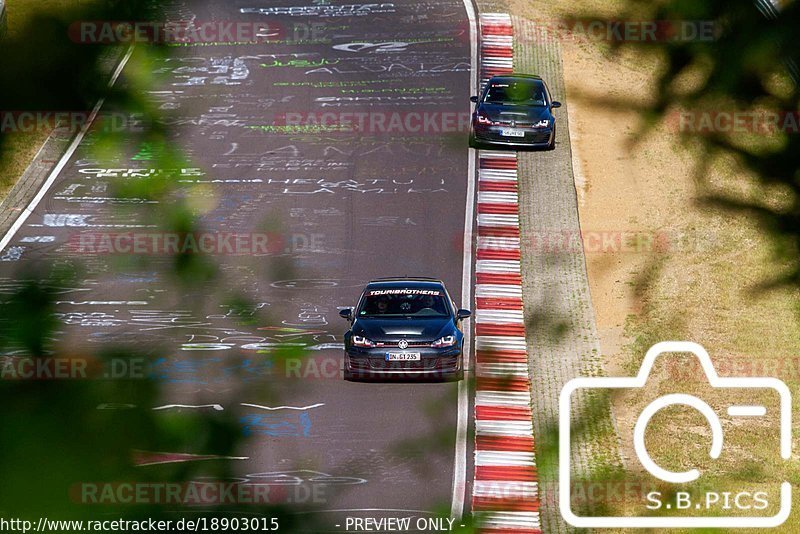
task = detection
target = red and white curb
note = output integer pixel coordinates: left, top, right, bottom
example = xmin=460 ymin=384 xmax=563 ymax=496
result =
xmin=472 ymin=13 xmax=541 ymax=534
xmin=479 ymin=13 xmax=514 ymax=87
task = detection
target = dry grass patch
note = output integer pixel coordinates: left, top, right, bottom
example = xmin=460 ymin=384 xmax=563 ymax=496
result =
xmin=510 ymin=1 xmax=800 ymax=531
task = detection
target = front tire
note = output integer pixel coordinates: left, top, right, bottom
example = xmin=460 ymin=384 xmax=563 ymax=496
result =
xmin=546 ymin=125 xmax=556 ymax=151
xmin=469 ymin=130 xmax=480 ymax=149
xmin=343 ymin=357 xmax=353 ymax=381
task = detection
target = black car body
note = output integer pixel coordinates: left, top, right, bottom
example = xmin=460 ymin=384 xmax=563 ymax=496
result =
xmin=469 ymin=74 xmax=561 ymax=149
xmin=340 ymin=278 xmax=471 ymax=381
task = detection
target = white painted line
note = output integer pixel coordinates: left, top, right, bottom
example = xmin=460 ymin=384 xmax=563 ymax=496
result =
xmin=728 ymin=405 xmax=766 ymax=417
xmin=451 ymin=0 xmax=478 ymax=522
xmin=475 ymin=309 xmax=525 ymax=323
xmin=478 ymin=171 xmax=516 ymax=177
xmin=153 ymin=404 xmax=224 ymax=411
xmin=478 ymin=191 xmax=519 ymax=204
xmin=476 ymin=391 xmax=532 ymax=407
xmin=0 ymin=46 xmax=135 ymax=253
xmin=476 ymin=360 xmax=529 ymax=370
xmin=475 ymin=335 xmax=528 ymax=351
xmin=479 ymin=166 xmax=517 ymax=173
xmin=476 ymin=362 xmax=530 ymax=376
xmin=136 ymin=454 xmax=249 ymax=466
xmin=479 ymin=150 xmax=517 ymax=158
xmin=240 ymin=403 xmax=325 ymax=411
xmin=475 ymin=450 xmax=536 ymax=465
xmin=476 ymin=369 xmax=530 ymax=380
xmin=477 ymin=213 xmax=520 ymax=227
xmin=475 ymin=284 xmax=523 ymax=297
xmin=473 ymin=480 xmax=538 ymax=498
xmin=476 ymin=260 xmax=521 ymax=273
xmin=475 ymin=511 xmax=541 ymax=530
xmin=476 ymin=421 xmax=534 ymax=437
xmin=479 ymin=170 xmax=518 ymax=181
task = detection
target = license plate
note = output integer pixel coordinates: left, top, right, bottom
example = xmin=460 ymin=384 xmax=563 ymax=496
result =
xmin=385 ymin=352 xmax=421 ymax=361
xmin=500 ymin=128 xmax=525 ymax=137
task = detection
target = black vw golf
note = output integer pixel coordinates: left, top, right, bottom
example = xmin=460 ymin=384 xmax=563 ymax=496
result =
xmin=469 ymin=74 xmax=561 ymax=150
xmin=339 ymin=278 xmax=471 ymax=381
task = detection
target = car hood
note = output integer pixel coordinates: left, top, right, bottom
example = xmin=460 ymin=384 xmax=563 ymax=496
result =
xmin=353 ymin=317 xmax=454 ymax=342
xmin=477 ymin=103 xmax=552 ymax=124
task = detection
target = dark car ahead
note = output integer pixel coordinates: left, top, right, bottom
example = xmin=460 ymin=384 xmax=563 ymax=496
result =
xmin=339 ymin=278 xmax=471 ymax=381
xmin=469 ymin=74 xmax=561 ymax=150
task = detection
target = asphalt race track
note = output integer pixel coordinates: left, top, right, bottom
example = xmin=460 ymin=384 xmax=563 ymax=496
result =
xmin=0 ymin=0 xmax=477 ymax=530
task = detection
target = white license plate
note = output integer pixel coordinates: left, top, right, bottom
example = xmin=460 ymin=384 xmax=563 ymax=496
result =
xmin=500 ymin=128 xmax=525 ymax=137
xmin=385 ymin=352 xmax=421 ymax=361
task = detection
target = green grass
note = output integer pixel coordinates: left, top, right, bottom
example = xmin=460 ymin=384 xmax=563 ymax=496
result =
xmin=0 ymin=0 xmax=125 ymax=202
xmin=5 ymin=0 xmax=75 ymax=38
xmin=0 ymin=0 xmax=80 ymax=201
xmin=0 ymin=130 xmax=52 ymax=200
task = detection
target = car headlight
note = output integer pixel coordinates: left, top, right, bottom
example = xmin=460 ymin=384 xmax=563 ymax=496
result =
xmin=352 ymin=335 xmax=376 ymax=348
xmin=432 ymin=335 xmax=457 ymax=348
xmin=475 ymin=113 xmax=493 ymax=125
xmin=533 ymin=119 xmax=550 ymax=128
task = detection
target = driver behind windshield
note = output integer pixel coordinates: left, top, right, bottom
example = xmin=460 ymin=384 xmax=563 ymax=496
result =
xmin=359 ymin=291 xmax=449 ymax=317
xmin=485 ymin=80 xmax=546 ymax=106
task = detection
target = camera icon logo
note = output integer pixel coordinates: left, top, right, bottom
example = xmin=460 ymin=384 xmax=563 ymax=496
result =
xmin=559 ymin=341 xmax=792 ymax=528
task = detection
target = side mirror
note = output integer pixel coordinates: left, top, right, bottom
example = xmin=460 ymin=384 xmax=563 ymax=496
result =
xmin=457 ymin=309 xmax=472 ymax=320
xmin=552 ymin=101 xmax=562 ymax=108
xmin=470 ymin=96 xmax=479 ymax=103
xmin=339 ymin=308 xmax=353 ymax=320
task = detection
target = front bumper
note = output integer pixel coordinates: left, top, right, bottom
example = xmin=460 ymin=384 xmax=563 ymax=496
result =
xmin=344 ymin=346 xmax=462 ymax=379
xmin=472 ymin=124 xmax=554 ymax=147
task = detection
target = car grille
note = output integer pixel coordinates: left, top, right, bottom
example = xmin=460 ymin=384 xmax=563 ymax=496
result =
xmin=370 ymin=359 xmax=429 ymax=370
xmin=349 ymin=359 xmax=371 ymax=371
xmin=476 ymin=129 xmax=551 ymax=144
xmin=375 ymin=341 xmax=431 ymax=348
xmin=367 ymin=356 xmax=459 ymax=371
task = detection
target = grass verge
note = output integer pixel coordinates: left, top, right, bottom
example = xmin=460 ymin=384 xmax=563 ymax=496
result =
xmin=509 ymin=0 xmax=800 ymax=531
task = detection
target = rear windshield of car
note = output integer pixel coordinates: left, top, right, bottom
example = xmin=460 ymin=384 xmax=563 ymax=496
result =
xmin=358 ymin=289 xmax=450 ymax=318
xmin=484 ymin=79 xmax=547 ymax=106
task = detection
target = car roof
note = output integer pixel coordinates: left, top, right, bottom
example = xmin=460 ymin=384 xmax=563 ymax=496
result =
xmin=492 ymin=73 xmax=542 ymax=80
xmin=364 ymin=278 xmax=445 ymax=291
xmin=488 ymin=74 xmax=544 ymax=85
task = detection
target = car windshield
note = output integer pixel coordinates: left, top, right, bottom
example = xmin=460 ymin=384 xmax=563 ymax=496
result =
xmin=358 ymin=289 xmax=450 ymax=318
xmin=484 ymin=79 xmax=546 ymax=106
